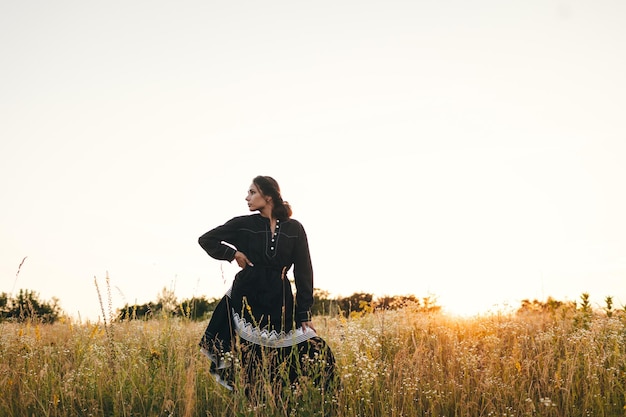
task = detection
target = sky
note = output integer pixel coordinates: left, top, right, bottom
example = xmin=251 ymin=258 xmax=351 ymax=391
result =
xmin=1 ymin=0 xmax=625 ymax=321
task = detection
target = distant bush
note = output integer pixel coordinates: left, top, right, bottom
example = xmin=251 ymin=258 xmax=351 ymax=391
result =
xmin=375 ymin=294 xmax=441 ymax=313
xmin=116 ymin=288 xmax=220 ymax=321
xmin=311 ymin=291 xmax=442 ymax=318
xmin=0 ymin=289 xmax=62 ymax=323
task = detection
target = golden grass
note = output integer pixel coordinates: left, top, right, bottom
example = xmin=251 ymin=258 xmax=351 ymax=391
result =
xmin=1 ymin=307 xmax=625 ymax=416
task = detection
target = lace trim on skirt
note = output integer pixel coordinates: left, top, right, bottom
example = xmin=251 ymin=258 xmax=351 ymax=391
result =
xmin=232 ymin=311 xmax=317 ymax=348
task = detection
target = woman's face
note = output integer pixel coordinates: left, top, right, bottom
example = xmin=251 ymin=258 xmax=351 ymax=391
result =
xmin=246 ymin=183 xmax=269 ymax=212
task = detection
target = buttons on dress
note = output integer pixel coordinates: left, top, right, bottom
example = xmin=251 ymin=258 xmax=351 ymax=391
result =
xmin=269 ymin=219 xmax=280 ymax=255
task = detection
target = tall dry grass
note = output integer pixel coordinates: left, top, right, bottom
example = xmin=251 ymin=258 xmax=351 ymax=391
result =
xmin=1 ymin=304 xmax=625 ymax=416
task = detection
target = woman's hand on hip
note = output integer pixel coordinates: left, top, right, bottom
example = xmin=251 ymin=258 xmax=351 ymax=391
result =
xmin=234 ymin=251 xmax=254 ymax=268
xmin=301 ymin=321 xmax=316 ymax=332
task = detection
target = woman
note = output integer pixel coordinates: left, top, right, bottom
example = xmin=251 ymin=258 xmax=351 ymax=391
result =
xmin=198 ymin=175 xmax=336 ymax=394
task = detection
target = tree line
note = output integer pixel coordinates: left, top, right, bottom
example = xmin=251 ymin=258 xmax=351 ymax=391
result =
xmin=0 ymin=287 xmax=440 ymax=323
xmin=116 ymin=288 xmax=442 ymax=321
xmin=3 ymin=287 xmax=622 ymax=324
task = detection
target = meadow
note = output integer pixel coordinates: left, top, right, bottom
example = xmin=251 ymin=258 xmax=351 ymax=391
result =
xmin=1 ymin=302 xmax=625 ymax=417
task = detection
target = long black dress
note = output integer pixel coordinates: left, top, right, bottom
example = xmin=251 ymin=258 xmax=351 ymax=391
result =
xmin=198 ymin=214 xmax=336 ymax=391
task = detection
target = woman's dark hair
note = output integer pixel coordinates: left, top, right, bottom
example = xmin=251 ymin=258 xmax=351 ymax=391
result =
xmin=253 ymin=175 xmax=293 ymax=220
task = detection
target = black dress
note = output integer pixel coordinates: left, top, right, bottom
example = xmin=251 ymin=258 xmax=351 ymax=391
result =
xmin=198 ymin=214 xmax=336 ymax=391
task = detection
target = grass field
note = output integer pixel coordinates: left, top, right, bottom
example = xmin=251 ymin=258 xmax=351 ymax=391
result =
xmin=1 ymin=303 xmax=625 ymax=417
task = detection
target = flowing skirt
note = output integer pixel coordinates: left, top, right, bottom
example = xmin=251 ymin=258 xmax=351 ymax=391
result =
xmin=199 ymin=294 xmax=337 ymax=392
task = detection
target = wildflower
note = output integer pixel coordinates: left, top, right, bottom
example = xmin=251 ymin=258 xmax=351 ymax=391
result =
xmin=539 ymin=397 xmax=556 ymax=407
xmin=150 ymin=348 xmax=161 ymax=361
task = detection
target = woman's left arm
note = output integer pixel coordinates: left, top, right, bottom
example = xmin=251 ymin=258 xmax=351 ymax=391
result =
xmin=293 ymin=221 xmax=314 ymax=328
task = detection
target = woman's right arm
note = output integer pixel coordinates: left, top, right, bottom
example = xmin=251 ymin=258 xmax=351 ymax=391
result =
xmin=198 ymin=217 xmax=242 ymax=262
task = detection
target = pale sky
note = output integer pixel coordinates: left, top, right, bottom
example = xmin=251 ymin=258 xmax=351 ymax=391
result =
xmin=1 ymin=0 xmax=625 ymax=320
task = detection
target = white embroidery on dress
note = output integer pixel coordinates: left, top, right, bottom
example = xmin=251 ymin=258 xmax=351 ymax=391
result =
xmin=232 ymin=311 xmax=317 ymax=348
